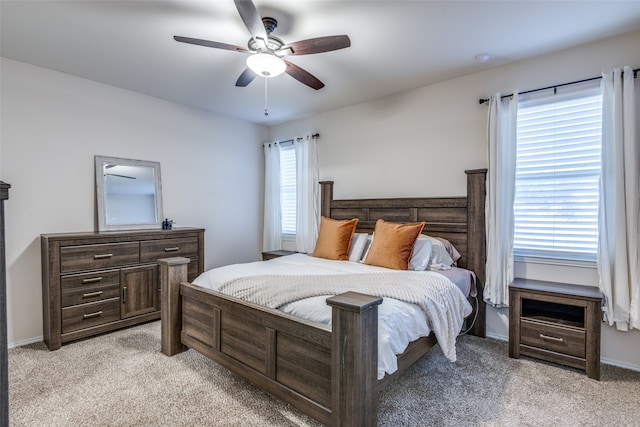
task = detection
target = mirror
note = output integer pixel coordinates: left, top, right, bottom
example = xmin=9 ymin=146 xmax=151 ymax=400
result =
xmin=95 ymin=156 xmax=164 ymax=231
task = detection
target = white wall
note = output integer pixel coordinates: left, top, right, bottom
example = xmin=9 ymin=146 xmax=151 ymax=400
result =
xmin=268 ymin=30 xmax=640 ymax=370
xmin=0 ymin=58 xmax=266 ymax=346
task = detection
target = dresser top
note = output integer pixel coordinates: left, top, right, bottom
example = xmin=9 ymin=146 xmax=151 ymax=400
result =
xmin=41 ymin=227 xmax=204 ymax=240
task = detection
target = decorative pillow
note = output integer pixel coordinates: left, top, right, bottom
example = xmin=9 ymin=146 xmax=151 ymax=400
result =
xmin=418 ymin=234 xmax=455 ymax=267
xmin=409 ymin=238 xmax=432 ymax=271
xmin=312 ymin=217 xmax=359 ymax=260
xmin=364 ymin=219 xmax=425 ymax=270
xmin=348 ymin=233 xmax=369 ymax=262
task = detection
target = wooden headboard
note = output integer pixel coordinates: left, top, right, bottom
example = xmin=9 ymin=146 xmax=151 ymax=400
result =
xmin=320 ymin=169 xmax=487 ymax=337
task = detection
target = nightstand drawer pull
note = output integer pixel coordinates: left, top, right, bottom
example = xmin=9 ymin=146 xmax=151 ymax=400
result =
xmin=539 ymin=333 xmax=564 ymax=342
xmin=82 ymin=291 xmax=103 ymax=298
xmin=93 ymin=253 xmax=113 ymax=259
xmin=164 ymin=247 xmax=179 ymax=252
xmin=81 ymin=276 xmax=103 ymax=284
xmin=83 ymin=311 xmax=103 ymax=319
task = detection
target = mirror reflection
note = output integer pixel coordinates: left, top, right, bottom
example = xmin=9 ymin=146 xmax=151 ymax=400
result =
xmin=95 ymin=156 xmax=164 ymax=231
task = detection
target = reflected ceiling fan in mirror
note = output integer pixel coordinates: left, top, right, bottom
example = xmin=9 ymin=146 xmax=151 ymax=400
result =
xmin=174 ymin=0 xmax=351 ymax=92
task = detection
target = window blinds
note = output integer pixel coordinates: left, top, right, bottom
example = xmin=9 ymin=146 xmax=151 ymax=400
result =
xmin=279 ymin=144 xmax=297 ymax=235
xmin=514 ymin=87 xmax=603 ymax=262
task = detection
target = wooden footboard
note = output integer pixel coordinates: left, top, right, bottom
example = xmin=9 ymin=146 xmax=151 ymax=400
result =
xmin=160 ymin=257 xmax=394 ymax=426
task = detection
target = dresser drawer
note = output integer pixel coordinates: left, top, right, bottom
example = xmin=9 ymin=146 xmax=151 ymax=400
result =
xmin=60 ymin=242 xmax=139 ymax=273
xmin=61 ymin=298 xmax=120 ymax=334
xmin=62 ymin=284 xmax=120 ymax=307
xmin=61 ymin=269 xmax=120 ymax=291
xmin=520 ymin=318 xmax=585 ymax=358
xmin=140 ymin=237 xmax=198 ymax=263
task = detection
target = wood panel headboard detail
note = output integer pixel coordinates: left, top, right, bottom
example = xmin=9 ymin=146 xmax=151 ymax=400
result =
xmin=320 ymin=169 xmax=487 ymax=337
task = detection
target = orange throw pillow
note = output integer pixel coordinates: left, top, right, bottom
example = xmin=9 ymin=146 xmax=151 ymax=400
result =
xmin=312 ymin=217 xmax=359 ymax=260
xmin=364 ymin=219 xmax=425 ymax=270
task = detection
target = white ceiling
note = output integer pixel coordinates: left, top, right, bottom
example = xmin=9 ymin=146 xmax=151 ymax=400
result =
xmin=2 ymin=1 xmax=640 ymax=126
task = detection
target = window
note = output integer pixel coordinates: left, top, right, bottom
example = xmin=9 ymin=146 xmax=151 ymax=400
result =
xmin=514 ymin=86 xmax=603 ymax=263
xmin=280 ymin=144 xmax=296 ymax=235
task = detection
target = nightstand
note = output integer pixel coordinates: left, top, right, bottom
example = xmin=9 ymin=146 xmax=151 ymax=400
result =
xmin=262 ymin=250 xmax=297 ymax=261
xmin=509 ymin=278 xmax=602 ymax=380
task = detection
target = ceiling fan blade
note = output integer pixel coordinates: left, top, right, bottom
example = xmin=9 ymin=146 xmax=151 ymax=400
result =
xmin=174 ymin=36 xmax=249 ymax=53
xmin=234 ymin=0 xmax=268 ymax=49
xmin=235 ymin=68 xmax=257 ymax=87
xmin=284 ymin=60 xmax=325 ymax=90
xmin=279 ymin=35 xmax=351 ymax=56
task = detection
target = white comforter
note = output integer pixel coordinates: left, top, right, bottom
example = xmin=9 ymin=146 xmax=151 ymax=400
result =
xmin=192 ymin=253 xmax=471 ymax=379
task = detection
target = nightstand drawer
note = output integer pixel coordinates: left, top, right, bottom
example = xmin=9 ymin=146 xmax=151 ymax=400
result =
xmin=60 ymin=243 xmax=140 ymax=273
xmin=140 ymin=237 xmax=198 ymax=262
xmin=61 ymin=298 xmax=120 ymax=333
xmin=520 ymin=318 xmax=585 ymax=358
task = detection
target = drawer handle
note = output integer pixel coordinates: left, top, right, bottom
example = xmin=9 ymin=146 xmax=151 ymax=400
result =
xmin=94 ymin=253 xmax=113 ymax=260
xmin=82 ymin=276 xmax=103 ymax=284
xmin=122 ymin=286 xmax=127 ymax=303
xmin=540 ymin=333 xmax=564 ymax=343
xmin=83 ymin=311 xmax=103 ymax=319
xmin=164 ymin=247 xmax=179 ymax=252
xmin=82 ymin=291 xmax=103 ymax=298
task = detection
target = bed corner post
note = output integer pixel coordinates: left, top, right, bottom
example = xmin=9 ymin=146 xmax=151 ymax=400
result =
xmin=465 ymin=169 xmax=487 ymax=338
xmin=159 ymin=257 xmax=190 ymax=356
xmin=320 ymin=181 xmax=334 ymax=218
xmin=326 ymin=292 xmax=383 ymax=427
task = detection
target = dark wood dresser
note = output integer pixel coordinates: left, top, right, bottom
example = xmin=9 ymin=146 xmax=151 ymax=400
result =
xmin=509 ymin=278 xmax=602 ymax=379
xmin=1 ymin=182 xmax=10 ymax=427
xmin=41 ymin=227 xmax=204 ymax=350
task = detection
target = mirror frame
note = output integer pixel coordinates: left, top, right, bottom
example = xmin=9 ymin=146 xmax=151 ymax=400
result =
xmin=95 ymin=155 xmax=164 ymax=231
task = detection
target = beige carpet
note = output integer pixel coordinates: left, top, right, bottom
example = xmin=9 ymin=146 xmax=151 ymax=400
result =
xmin=9 ymin=321 xmax=640 ymax=426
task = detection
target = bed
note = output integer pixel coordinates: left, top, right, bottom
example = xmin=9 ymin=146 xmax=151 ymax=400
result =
xmin=159 ymin=169 xmax=487 ymax=426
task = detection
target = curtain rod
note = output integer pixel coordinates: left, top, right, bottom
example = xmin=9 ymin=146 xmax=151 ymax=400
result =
xmin=267 ymin=133 xmax=320 ymax=147
xmin=478 ymin=67 xmax=639 ymax=105
xmin=277 ymin=133 xmax=320 ymax=144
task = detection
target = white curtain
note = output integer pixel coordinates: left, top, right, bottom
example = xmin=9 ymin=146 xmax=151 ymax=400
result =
xmin=294 ymin=135 xmax=320 ymax=254
xmin=263 ymin=142 xmax=282 ymax=251
xmin=598 ymin=66 xmax=639 ymax=331
xmin=485 ymin=92 xmax=518 ymax=307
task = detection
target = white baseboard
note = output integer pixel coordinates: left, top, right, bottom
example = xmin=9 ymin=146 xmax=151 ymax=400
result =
xmin=483 ymin=332 xmax=640 ymax=372
xmin=8 ymin=336 xmax=43 ymax=349
xmin=600 ymin=357 xmax=640 ymax=372
xmin=486 ymin=332 xmax=508 ymax=342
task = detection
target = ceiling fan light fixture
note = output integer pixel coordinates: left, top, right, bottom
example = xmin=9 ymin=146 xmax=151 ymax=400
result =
xmin=246 ymin=52 xmax=286 ymax=77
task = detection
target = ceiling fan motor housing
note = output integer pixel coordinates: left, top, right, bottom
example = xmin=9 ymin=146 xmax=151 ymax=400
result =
xmin=248 ymin=17 xmax=283 ymax=51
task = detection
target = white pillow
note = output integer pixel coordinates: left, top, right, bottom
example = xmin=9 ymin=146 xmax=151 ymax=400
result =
xmin=359 ymin=234 xmax=374 ymax=263
xmin=409 ymin=238 xmax=432 ymax=271
xmin=349 ymin=233 xmax=369 ymax=262
xmin=417 ymin=234 xmax=454 ymax=267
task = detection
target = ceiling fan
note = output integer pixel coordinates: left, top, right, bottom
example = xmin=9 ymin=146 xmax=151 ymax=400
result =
xmin=173 ymin=0 xmax=351 ymax=90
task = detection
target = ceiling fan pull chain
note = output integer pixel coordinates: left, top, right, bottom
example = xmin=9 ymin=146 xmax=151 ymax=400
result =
xmin=264 ymin=78 xmax=269 ymax=116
